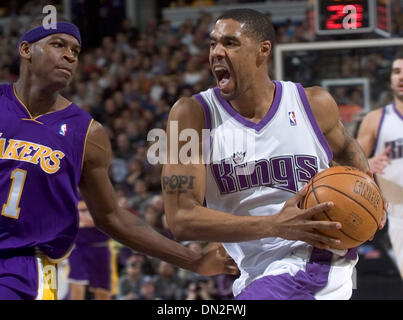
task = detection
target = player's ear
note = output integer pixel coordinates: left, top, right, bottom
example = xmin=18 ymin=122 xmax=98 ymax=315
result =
xmin=257 ymin=40 xmax=271 ymax=65
xmin=19 ymin=41 xmax=32 ymax=60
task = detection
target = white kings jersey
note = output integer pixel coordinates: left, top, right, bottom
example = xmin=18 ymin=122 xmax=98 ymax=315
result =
xmin=194 ymin=80 xmax=334 ymax=297
xmin=372 ymin=103 xmax=403 ymax=219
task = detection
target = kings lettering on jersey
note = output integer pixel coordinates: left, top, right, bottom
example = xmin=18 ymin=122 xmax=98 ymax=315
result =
xmin=385 ymin=139 xmax=403 ymax=160
xmin=210 ymin=154 xmax=318 ymax=194
xmin=199 ymin=81 xmax=336 ymax=297
xmin=0 ymin=133 xmax=65 ymax=174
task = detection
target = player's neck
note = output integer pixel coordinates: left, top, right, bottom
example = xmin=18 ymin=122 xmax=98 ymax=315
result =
xmin=14 ymin=78 xmax=64 ymax=117
xmin=394 ymin=96 xmax=403 ymax=114
xmin=230 ymin=78 xmax=275 ymax=122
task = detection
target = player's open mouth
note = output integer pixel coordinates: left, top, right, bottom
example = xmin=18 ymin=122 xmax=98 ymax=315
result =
xmin=214 ymin=66 xmax=231 ymax=90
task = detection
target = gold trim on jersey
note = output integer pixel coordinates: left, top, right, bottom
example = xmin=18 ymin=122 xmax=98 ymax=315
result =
xmin=21 ymin=118 xmax=44 ymax=124
xmin=46 ymin=244 xmax=76 ymax=264
xmin=109 ymin=240 xmax=119 ymax=296
xmin=81 ymin=119 xmax=94 ymax=169
xmin=12 ymin=84 xmax=71 ymax=120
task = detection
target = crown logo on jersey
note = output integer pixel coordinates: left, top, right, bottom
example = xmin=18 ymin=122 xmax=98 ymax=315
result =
xmin=289 ymin=112 xmax=297 ymax=126
xmin=59 ymin=124 xmax=67 ymax=136
xmin=232 ymin=151 xmax=246 ymax=164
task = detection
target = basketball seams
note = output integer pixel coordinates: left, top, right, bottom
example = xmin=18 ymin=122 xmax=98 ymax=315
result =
xmin=315 ymin=227 xmax=364 ymax=243
xmin=309 ymin=176 xmax=355 ymax=242
xmin=313 ymin=171 xmax=383 ymax=196
xmin=314 ymin=172 xmax=370 ymax=184
xmin=312 ymin=169 xmax=383 ymax=220
xmin=310 ymin=183 xmax=364 ymax=243
xmin=302 ymin=166 xmax=382 ymax=248
xmin=313 ymin=184 xmax=379 ymax=226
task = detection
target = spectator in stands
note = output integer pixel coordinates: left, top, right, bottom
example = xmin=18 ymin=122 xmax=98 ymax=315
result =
xmin=185 ymin=276 xmax=217 ymax=300
xmin=125 ymin=157 xmax=144 ymax=187
xmin=138 ymin=276 xmax=161 ymax=300
xmin=153 ymin=261 xmax=184 ymax=299
xmin=116 ymin=256 xmax=147 ymax=300
xmin=129 ymin=179 xmax=153 ymax=215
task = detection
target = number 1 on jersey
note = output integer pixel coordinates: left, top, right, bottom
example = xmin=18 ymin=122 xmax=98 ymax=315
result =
xmin=1 ymin=169 xmax=27 ymax=219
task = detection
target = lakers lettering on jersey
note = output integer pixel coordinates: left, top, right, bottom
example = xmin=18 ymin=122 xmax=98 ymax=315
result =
xmin=0 ymin=135 xmax=65 ymax=174
xmin=0 ymin=83 xmax=93 ymax=261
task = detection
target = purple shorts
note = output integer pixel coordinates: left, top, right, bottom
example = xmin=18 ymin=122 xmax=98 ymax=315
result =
xmin=0 ymin=249 xmax=57 ymax=300
xmin=68 ymin=243 xmax=112 ymax=291
xmin=234 ymin=248 xmax=356 ymax=300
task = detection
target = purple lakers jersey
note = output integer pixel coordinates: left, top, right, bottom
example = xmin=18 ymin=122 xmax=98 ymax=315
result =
xmin=76 ymin=227 xmax=110 ymax=245
xmin=0 ymin=84 xmax=93 ymax=260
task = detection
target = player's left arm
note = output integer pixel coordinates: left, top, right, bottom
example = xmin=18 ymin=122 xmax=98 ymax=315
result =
xmin=306 ymin=86 xmax=386 ymax=229
xmin=305 ymin=86 xmax=370 ymax=172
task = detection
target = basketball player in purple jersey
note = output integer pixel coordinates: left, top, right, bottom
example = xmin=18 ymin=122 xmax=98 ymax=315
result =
xmin=357 ymin=52 xmax=403 ymax=279
xmin=162 ymin=9 xmax=386 ymax=299
xmin=68 ymin=200 xmax=117 ymax=300
xmin=0 ymin=17 xmax=237 ymax=300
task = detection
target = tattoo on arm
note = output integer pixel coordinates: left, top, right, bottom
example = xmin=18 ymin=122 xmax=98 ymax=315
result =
xmin=162 ymin=175 xmax=195 ymax=194
xmin=334 ymin=138 xmax=370 ymax=172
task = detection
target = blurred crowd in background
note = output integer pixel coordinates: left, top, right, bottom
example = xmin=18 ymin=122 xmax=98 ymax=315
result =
xmin=1 ymin=0 xmax=403 ymax=299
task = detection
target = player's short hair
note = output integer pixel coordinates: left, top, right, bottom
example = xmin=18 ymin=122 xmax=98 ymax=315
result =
xmin=390 ymin=50 xmax=403 ymax=74
xmin=216 ymin=8 xmax=275 ymax=45
xmin=392 ymin=50 xmax=403 ymax=62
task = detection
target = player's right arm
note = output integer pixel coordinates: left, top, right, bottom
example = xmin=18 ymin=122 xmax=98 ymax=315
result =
xmin=162 ymin=97 xmax=341 ymax=249
xmin=356 ymin=109 xmax=391 ymax=174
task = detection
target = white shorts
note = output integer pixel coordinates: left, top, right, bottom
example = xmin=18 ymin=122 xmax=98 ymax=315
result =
xmin=234 ymin=246 xmax=358 ymax=300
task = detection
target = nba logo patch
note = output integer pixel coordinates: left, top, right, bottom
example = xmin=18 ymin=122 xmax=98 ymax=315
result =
xmin=59 ymin=124 xmax=67 ymax=136
xmin=288 ymin=112 xmax=297 ymax=126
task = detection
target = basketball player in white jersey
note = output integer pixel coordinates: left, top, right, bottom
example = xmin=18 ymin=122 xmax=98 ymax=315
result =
xmin=357 ymin=52 xmax=403 ymax=278
xmin=162 ymin=9 xmax=386 ymax=300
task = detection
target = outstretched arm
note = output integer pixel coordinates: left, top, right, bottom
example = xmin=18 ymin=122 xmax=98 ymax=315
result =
xmin=79 ymin=120 xmax=237 ymax=276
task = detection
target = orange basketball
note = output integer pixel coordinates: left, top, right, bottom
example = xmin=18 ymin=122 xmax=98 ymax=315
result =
xmin=301 ymin=166 xmax=384 ymax=250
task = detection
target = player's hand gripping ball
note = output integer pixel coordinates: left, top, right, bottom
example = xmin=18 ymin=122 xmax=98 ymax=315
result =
xmin=301 ymin=166 xmax=384 ymax=249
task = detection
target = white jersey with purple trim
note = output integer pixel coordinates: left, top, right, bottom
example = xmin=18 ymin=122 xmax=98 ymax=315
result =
xmin=372 ymin=103 xmax=403 ymax=219
xmin=372 ymin=103 xmax=403 ymax=278
xmin=194 ymin=80 xmax=357 ymax=298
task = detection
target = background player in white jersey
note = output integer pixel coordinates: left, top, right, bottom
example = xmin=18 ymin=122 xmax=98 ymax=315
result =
xmin=357 ymin=52 xmax=403 ymax=278
xmin=162 ymin=8 xmax=386 ymax=300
